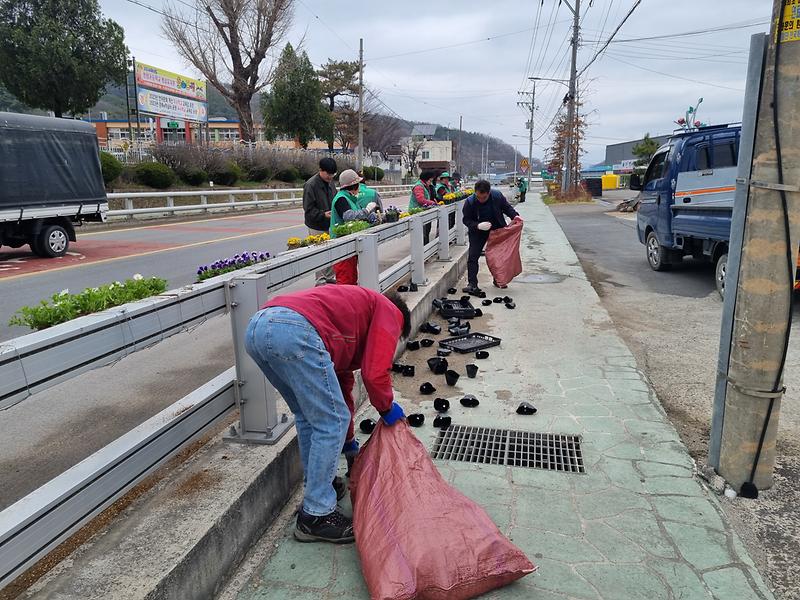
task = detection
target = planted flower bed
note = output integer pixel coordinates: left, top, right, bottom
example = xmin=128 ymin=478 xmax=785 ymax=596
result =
xmin=196 ymin=251 xmax=271 ymax=281
xmin=287 ymin=232 xmax=330 ymax=250
xmin=9 ymin=275 xmax=167 ymax=331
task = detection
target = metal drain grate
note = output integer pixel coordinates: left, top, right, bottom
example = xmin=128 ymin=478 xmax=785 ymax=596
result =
xmin=431 ymin=425 xmax=585 ymax=473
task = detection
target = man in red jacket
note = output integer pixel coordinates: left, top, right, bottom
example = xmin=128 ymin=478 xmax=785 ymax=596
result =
xmin=244 ymin=286 xmax=411 ymax=544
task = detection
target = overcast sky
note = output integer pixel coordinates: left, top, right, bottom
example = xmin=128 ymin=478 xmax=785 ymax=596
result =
xmin=100 ymin=0 xmax=772 ymax=165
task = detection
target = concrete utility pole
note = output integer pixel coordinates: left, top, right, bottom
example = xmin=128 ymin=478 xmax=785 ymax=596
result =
xmin=562 ymin=0 xmax=581 ymax=193
xmin=517 ymin=85 xmax=536 ymax=191
xmin=710 ymin=1 xmax=800 ymax=493
xmin=458 ymin=115 xmax=463 ymax=174
xmin=357 ymin=38 xmax=364 ymax=171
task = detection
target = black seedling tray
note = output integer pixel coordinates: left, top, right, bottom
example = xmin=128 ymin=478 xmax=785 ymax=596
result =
xmin=438 ymin=332 xmax=501 ymax=353
xmin=438 ymin=299 xmax=478 ymax=319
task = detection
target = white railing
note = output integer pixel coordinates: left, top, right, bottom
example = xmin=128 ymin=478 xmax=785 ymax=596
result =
xmin=0 ymin=201 xmax=465 ymax=590
xmin=106 ymin=184 xmax=413 ymax=219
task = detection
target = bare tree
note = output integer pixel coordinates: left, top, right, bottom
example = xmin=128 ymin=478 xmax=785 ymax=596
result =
xmin=401 ymin=137 xmax=426 ymax=177
xmin=162 ymin=0 xmax=294 ymax=142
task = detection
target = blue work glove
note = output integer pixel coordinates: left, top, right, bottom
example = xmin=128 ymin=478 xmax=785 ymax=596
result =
xmin=342 ymin=438 xmax=360 ymax=457
xmin=380 ymin=402 xmax=405 ymax=426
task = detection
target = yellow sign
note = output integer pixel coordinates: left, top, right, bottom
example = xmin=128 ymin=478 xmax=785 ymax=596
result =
xmin=520 ymin=158 xmax=530 ymax=172
xmin=778 ymin=0 xmax=800 ymax=43
xmin=135 ymin=62 xmax=207 ymax=101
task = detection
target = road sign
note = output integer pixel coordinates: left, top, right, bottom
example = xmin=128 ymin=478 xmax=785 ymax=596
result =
xmin=520 ymin=158 xmax=530 ymax=173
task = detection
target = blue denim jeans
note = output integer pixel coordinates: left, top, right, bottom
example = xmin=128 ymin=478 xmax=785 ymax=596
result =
xmin=244 ymin=307 xmax=350 ymax=516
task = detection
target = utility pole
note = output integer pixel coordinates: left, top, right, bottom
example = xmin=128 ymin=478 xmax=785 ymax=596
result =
xmin=457 ymin=115 xmax=463 ymax=174
xmin=517 ymin=83 xmax=536 ymax=192
xmin=710 ymin=2 xmax=800 ymax=494
xmin=357 ymin=38 xmax=364 ymax=171
xmin=562 ymin=0 xmax=581 ymax=193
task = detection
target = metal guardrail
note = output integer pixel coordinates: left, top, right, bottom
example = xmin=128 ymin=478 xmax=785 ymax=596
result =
xmin=0 ymin=201 xmax=466 ymax=590
xmin=106 ymin=184 xmax=413 ymax=219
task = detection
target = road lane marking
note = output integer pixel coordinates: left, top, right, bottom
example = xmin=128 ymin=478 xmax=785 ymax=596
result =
xmin=0 ymin=223 xmax=306 ymax=283
xmin=79 ymin=206 xmax=303 ymax=237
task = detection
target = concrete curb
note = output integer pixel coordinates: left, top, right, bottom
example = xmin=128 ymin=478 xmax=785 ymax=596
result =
xmin=23 ymin=247 xmax=467 ymax=600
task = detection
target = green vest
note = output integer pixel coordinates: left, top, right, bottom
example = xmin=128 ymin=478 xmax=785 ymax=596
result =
xmin=435 ymin=183 xmax=449 ymax=197
xmin=329 ymin=190 xmax=363 ymax=238
xmin=358 ymin=183 xmax=378 ymax=203
xmin=408 ymin=181 xmax=430 ymax=210
xmin=518 ymin=179 xmax=528 ymax=192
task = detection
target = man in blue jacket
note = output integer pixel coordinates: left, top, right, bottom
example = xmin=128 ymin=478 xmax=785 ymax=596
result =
xmin=461 ymin=180 xmax=521 ymax=294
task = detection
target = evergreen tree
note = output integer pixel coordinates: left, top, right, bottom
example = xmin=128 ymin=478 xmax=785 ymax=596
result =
xmin=632 ymin=133 xmax=659 ymax=166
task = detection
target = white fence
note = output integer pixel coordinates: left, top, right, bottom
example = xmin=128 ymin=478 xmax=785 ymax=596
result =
xmin=106 ymin=184 xmax=413 ymax=219
xmin=0 ymin=201 xmax=465 ymax=590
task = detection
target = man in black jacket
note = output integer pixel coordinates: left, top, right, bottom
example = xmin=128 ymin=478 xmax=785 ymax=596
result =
xmin=303 ymin=157 xmax=338 ymax=285
xmin=461 ymin=180 xmax=521 ymax=294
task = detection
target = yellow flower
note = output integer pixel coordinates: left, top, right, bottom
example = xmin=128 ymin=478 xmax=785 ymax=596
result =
xmin=399 ymin=211 xmax=411 ymax=219
xmin=443 ymin=193 xmax=456 ymax=201
xmin=437 ymin=201 xmax=445 ymax=205
xmin=287 ymin=237 xmax=301 ymax=245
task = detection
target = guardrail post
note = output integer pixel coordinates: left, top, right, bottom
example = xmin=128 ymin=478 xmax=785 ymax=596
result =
xmin=357 ymin=233 xmax=380 ymax=290
xmin=437 ymin=206 xmax=451 ymax=261
xmin=224 ymin=274 xmax=294 ymax=445
xmin=124 ymin=198 xmax=134 ymax=220
xmin=455 ymin=201 xmax=466 ymax=246
xmin=410 ymin=216 xmax=427 ymax=285
xmin=229 ymin=193 xmax=236 ymax=209
xmin=166 ymin=196 xmax=174 ymax=216
xmin=200 ymin=194 xmax=208 ymax=212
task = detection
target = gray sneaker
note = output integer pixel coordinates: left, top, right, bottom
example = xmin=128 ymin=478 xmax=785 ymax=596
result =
xmin=294 ymin=509 xmax=355 ymax=544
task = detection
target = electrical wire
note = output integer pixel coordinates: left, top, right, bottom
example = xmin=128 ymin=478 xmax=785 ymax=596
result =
xmin=605 ymin=55 xmax=745 ymax=91
xmin=579 ymin=0 xmax=643 ymax=77
xmin=519 ymin=0 xmax=545 ymax=90
xmin=583 ymin=18 xmax=770 ymax=45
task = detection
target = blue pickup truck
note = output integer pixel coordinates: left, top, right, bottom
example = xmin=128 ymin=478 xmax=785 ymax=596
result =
xmin=633 ymin=124 xmax=741 ymax=297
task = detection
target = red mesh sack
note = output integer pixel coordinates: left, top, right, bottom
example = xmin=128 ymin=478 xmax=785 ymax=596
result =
xmin=485 ymin=219 xmax=523 ymax=287
xmin=350 ymin=421 xmax=535 ymax=600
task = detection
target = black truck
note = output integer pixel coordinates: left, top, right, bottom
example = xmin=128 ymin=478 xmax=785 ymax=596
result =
xmin=0 ymin=112 xmax=108 ymax=257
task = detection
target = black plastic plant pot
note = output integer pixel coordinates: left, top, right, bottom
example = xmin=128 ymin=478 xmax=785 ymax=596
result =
xmin=402 ymin=365 xmax=415 ymax=377
xmin=445 ymin=369 xmax=460 ymax=386
xmin=459 ymin=296 xmax=472 ymax=306
xmin=449 ymin=325 xmax=470 ymax=336
xmin=420 ymin=338 xmax=435 ymax=347
xmin=482 ymin=299 xmax=493 ymax=306
xmin=407 ymin=413 xmax=425 ymax=427
xmin=475 ymin=351 xmax=490 ymax=360
xmin=432 ymin=298 xmax=444 ymax=309
xmin=392 ymin=363 xmax=404 ymax=373
xmin=503 ymin=296 xmax=513 ymax=304
xmin=406 ymin=340 xmax=421 ymax=351
xmin=359 ymin=418 xmax=377 ymax=434
xmin=448 ymin=316 xmax=461 ymax=325
xmin=516 ymin=402 xmax=537 ymax=416
xmin=420 ymin=322 xmax=441 ymax=335
xmin=434 ymin=397 xmax=450 ymax=413
xmin=427 ymin=357 xmax=448 ymax=375
xmin=466 ymin=364 xmax=479 ymax=378
xmin=505 ymin=302 xmax=516 ymax=310
xmin=460 ymin=394 xmax=480 ymax=408
xmin=410 ymin=282 xmax=419 ymax=292
xmin=476 ymin=291 xmax=487 ymax=299
xmin=398 ymin=285 xmax=409 ymax=292
xmin=433 ymin=415 xmax=452 ymax=429
xmin=448 ymin=287 xmax=457 ymax=295
xmin=437 ymin=348 xmax=452 ymax=357
xmin=493 ymin=297 xmax=504 ymax=303
xmin=474 ymin=309 xmax=483 ymax=317
xmin=420 ymin=382 xmax=436 ymax=395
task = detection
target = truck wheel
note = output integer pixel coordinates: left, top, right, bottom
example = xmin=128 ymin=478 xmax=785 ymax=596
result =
xmin=37 ymin=224 xmax=69 ymax=258
xmin=715 ymin=253 xmax=728 ymax=300
xmin=646 ymin=231 xmax=672 ymax=271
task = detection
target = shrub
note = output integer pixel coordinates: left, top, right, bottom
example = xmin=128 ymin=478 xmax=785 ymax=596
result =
xmin=208 ymin=161 xmax=241 ymax=186
xmin=9 ymin=275 xmax=167 ymax=331
xmin=363 ymin=166 xmax=385 ymax=181
xmin=179 ymin=167 xmax=208 ymax=186
xmin=275 ymin=166 xmax=302 ymax=183
xmin=134 ymin=162 xmax=176 ymax=189
xmin=100 ymin=151 xmax=123 ymax=186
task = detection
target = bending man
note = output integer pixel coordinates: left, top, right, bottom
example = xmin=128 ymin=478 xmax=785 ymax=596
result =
xmin=245 ymin=285 xmax=410 ymax=544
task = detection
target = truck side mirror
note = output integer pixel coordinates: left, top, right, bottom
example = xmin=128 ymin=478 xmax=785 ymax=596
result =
xmin=630 ymin=173 xmax=642 ymax=191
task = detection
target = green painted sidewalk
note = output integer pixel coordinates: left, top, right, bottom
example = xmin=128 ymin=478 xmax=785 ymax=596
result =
xmin=225 ymin=194 xmax=772 ymax=600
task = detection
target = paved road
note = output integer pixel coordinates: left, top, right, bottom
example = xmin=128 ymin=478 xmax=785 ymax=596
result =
xmin=551 ymin=202 xmax=800 ymax=600
xmin=0 ymin=209 xmax=314 ymax=340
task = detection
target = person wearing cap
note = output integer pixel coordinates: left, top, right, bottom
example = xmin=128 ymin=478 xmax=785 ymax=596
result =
xmin=357 ymin=170 xmax=384 ymax=213
xmin=451 ymin=172 xmax=462 ymax=192
xmin=330 ymin=169 xmax=382 ymax=285
xmin=244 ymin=285 xmax=411 ymax=544
xmin=408 ymin=169 xmax=438 ymax=243
xmin=517 ymin=177 xmax=528 ymax=203
xmin=462 ymin=179 xmax=521 ymax=295
xmin=434 ymin=171 xmax=452 ymax=201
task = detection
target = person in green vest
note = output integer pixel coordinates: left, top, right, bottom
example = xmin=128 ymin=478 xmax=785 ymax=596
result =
xmin=330 ymin=169 xmax=381 ymax=284
xmin=517 ymin=177 xmax=528 ymax=203
xmin=408 ymin=169 xmax=437 ymax=243
xmin=434 ymin=171 xmax=452 ymax=201
xmin=451 ymin=172 xmax=462 ymax=192
xmin=357 ymin=170 xmax=384 ymax=212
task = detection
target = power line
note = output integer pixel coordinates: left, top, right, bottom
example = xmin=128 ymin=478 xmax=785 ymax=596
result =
xmin=578 ymin=0 xmax=643 ymax=77
xmin=519 ymin=0 xmax=545 ymax=90
xmin=296 ymin=0 xmax=356 ymax=53
xmin=605 ymin=55 xmax=745 ymax=92
xmin=583 ymin=18 xmax=770 ymax=45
